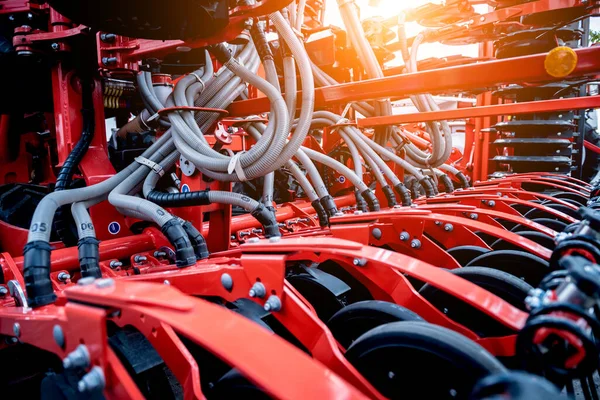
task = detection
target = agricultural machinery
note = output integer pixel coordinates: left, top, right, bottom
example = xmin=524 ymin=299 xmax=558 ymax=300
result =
xmin=0 ymin=0 xmax=599 ymax=398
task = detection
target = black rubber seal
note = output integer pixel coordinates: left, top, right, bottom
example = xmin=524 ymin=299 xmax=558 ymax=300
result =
xmin=161 ymin=219 xmax=196 ymax=268
xmin=23 ymin=241 xmax=56 ymax=307
xmin=78 ymin=237 xmax=101 ymax=279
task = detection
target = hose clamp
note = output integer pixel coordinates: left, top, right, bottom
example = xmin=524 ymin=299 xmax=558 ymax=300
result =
xmin=227 ymin=151 xmax=248 ymax=182
xmin=135 ymin=156 xmax=165 ymax=177
xmin=189 ymin=72 xmax=206 ymax=93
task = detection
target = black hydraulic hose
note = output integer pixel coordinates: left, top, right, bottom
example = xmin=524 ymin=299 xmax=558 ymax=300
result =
xmin=54 ymin=78 xmax=95 ymax=246
xmin=78 ymin=237 xmax=101 ymax=279
xmin=23 ymin=241 xmax=55 ymax=307
xmin=147 ymin=189 xmax=212 ymax=208
xmin=428 ymin=176 xmax=439 ymax=195
xmin=438 ymin=173 xmax=455 ymax=193
xmin=319 ymin=195 xmax=339 ymax=217
xmin=394 ymin=183 xmax=412 ymax=206
xmin=147 ymin=189 xmax=281 ymax=238
xmin=161 ymin=218 xmax=197 ymax=268
xmin=456 ymin=171 xmax=471 ymax=189
xmin=382 ymin=185 xmax=398 ymax=207
xmin=354 ymin=190 xmax=368 ymax=212
xmin=181 ymin=221 xmax=209 ymax=260
xmin=250 ymin=20 xmax=273 ymax=62
xmin=361 ymin=190 xmax=380 ymax=211
xmin=419 ymin=177 xmax=436 ymax=198
xmin=312 ymin=199 xmax=330 ymax=227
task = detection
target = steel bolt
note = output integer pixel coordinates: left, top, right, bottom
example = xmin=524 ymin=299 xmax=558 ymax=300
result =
xmin=488 ymin=200 xmax=495 ymax=207
xmin=221 ymin=273 xmax=233 ymax=291
xmin=263 ymin=295 xmax=282 ymax=312
xmin=57 ymin=272 xmax=70 ymax=282
xmin=63 ymin=344 xmax=90 ymax=369
xmin=13 ymin=322 xmax=20 ymax=338
xmin=399 ymin=231 xmax=410 ymax=241
xmin=0 ymin=286 xmax=8 ymax=296
xmin=410 ymin=239 xmax=421 ymax=249
xmin=154 ymin=251 xmax=167 ymax=258
xmin=372 ymin=228 xmax=382 ymax=240
xmin=101 ymin=57 xmax=117 ymax=66
xmin=444 ymin=224 xmax=454 ymax=232
xmin=133 ymin=255 xmax=147 ymax=263
xmin=8 ymin=15 xmax=15 ymax=21
xmin=239 ymin=231 xmax=250 ymax=238
xmin=353 ymin=258 xmax=367 ymax=267
xmin=53 ymin=325 xmax=65 ymax=348
xmin=109 ymin=260 xmax=122 ymax=269
xmin=247 ymin=237 xmax=260 ymax=243
xmin=434 ymin=221 xmax=442 ymax=226
xmin=51 ymin=42 xmax=60 ymax=51
xmin=100 ymin=33 xmax=116 ymax=43
xmin=469 ymin=213 xmax=478 ymax=220
xmin=249 ymin=282 xmax=266 ymax=298
xmin=27 ymin=13 xmax=33 ymax=20
xmin=163 ymin=280 xmax=170 ymax=285
xmin=78 ymin=366 xmax=105 ymax=393
xmin=252 ymin=228 xmax=263 ymax=234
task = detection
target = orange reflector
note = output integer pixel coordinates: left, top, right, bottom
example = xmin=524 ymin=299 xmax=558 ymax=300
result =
xmin=544 ymin=46 xmax=578 ymax=78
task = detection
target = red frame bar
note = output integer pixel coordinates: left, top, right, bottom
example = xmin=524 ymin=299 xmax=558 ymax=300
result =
xmin=228 ymin=46 xmax=600 ymax=116
xmin=356 ymin=96 xmax=600 ymax=127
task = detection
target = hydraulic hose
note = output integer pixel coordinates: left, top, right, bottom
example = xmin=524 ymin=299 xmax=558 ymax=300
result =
xmin=24 ymin=129 xmax=174 ymax=307
xmin=71 ymin=199 xmax=102 ymax=279
xmin=53 ymin=78 xmax=95 ymax=247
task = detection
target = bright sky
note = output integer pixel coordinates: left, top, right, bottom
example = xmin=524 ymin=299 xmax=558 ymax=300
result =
xmin=323 ymin=0 xmax=479 ymax=64
xmin=323 ymin=1 xmax=600 ymax=65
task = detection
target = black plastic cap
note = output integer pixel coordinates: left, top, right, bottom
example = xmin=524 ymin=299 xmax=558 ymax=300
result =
xmin=438 ymin=174 xmax=455 ymax=193
xmin=354 ymin=191 xmax=368 ymax=212
xmin=311 ymin=199 xmax=329 ymax=227
xmin=251 ymin=205 xmax=281 ymax=238
xmin=181 ymin=221 xmax=210 ymax=260
xmin=361 ymin=190 xmax=380 ymax=211
xmin=319 ymin=195 xmax=339 ymax=217
xmin=456 ymin=172 xmax=470 ymax=189
xmin=161 ymin=219 xmax=196 ymax=268
xmin=393 ymin=183 xmax=412 ymax=206
xmin=78 ymin=237 xmax=102 ymax=279
xmin=382 ymin=185 xmax=397 ymax=207
xmin=23 ymin=241 xmax=57 ymax=307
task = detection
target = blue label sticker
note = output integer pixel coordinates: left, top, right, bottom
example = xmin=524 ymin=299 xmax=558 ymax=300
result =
xmin=181 ymin=184 xmax=191 ymax=193
xmin=338 ymin=176 xmax=346 ymax=184
xmin=108 ymin=221 xmax=121 ymax=235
